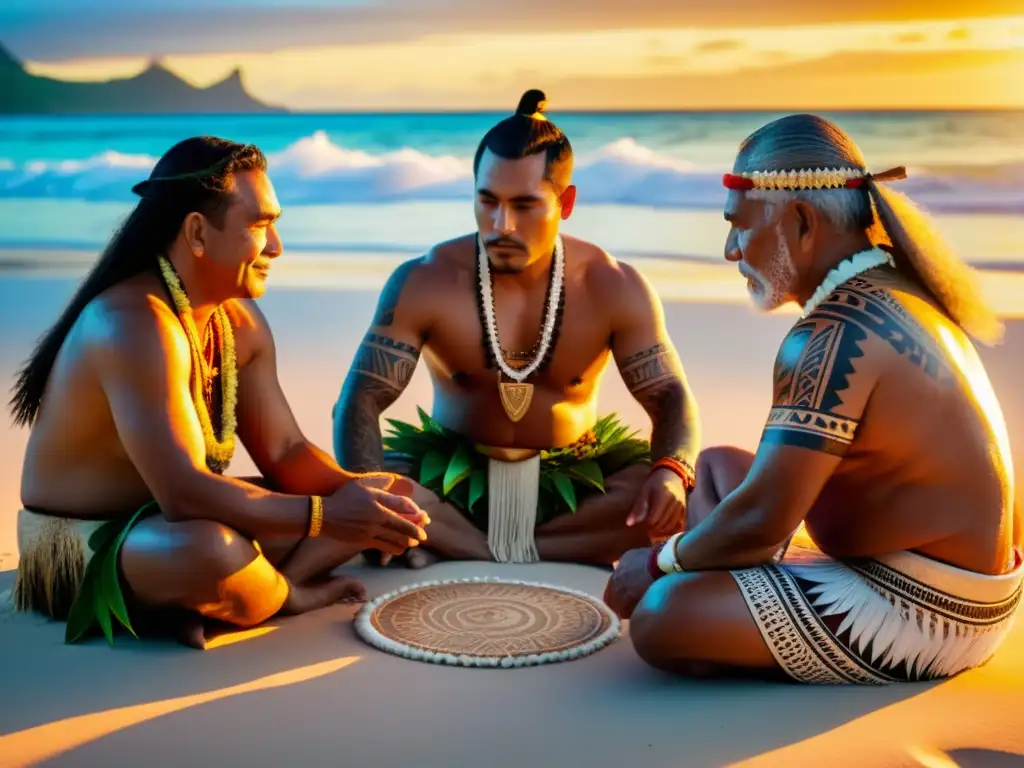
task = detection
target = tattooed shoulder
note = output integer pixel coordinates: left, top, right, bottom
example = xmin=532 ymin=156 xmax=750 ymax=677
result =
xmin=373 ymin=257 xmax=425 ymax=327
xmin=762 ymin=311 xmax=869 ymax=456
xmin=760 ymin=276 xmax=952 ymax=457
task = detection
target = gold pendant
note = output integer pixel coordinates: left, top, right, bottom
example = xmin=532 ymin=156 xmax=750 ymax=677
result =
xmin=498 ymin=379 xmax=534 ymax=423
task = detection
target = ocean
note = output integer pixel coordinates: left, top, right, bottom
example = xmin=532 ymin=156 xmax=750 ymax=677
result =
xmin=1 ymin=110 xmax=1023 ymax=565
xmin=1 ymin=110 xmax=1023 ymax=266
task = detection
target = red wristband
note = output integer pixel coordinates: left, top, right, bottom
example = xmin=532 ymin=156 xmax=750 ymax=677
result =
xmin=647 ymin=542 xmax=667 ymax=579
xmin=652 ymin=456 xmax=696 ymax=492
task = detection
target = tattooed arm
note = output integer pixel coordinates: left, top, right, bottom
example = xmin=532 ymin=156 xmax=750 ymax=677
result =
xmin=333 ymin=258 xmax=425 ymax=472
xmin=608 ymin=263 xmax=700 ymax=535
xmin=611 ymin=264 xmax=701 ymax=468
xmin=674 ymin=295 xmax=887 ymax=569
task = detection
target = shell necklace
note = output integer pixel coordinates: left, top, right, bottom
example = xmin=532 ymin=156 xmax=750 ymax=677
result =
xmin=801 ymin=246 xmax=894 ymax=319
xmin=477 ymin=234 xmax=565 ymax=422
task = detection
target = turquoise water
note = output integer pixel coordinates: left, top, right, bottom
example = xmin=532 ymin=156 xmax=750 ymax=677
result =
xmin=1 ymin=111 xmax=1022 ymax=259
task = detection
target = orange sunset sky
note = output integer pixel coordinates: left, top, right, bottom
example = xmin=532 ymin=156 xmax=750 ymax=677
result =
xmin=5 ymin=0 xmax=1024 ymax=110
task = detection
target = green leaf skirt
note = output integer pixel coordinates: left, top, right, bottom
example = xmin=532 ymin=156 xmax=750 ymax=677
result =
xmin=383 ymin=409 xmax=650 ymax=529
xmin=14 ymin=502 xmax=159 ymax=645
xmin=62 ymin=502 xmax=158 ymax=644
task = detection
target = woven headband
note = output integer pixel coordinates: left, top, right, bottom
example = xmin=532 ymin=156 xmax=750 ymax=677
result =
xmin=722 ymin=165 xmax=907 ymax=191
xmin=131 ymin=146 xmax=258 ymax=198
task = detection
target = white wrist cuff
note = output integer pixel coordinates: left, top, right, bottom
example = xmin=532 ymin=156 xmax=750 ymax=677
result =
xmin=656 ymin=532 xmax=685 ymax=574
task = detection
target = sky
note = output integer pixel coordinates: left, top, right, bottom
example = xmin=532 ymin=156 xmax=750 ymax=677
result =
xmin=3 ymin=0 xmax=1024 ymax=110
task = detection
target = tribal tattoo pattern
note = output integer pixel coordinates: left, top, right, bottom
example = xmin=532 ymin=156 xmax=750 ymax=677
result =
xmin=618 ymin=342 xmax=694 ymax=464
xmin=336 ymin=333 xmax=421 ymax=471
xmin=336 ymin=258 xmax=425 ymax=471
xmin=373 ymin=257 xmax=423 ymax=327
xmin=763 ymin=279 xmax=953 ymax=456
xmin=619 ymin=343 xmax=675 ymax=394
xmin=351 ymin=333 xmax=419 ymax=392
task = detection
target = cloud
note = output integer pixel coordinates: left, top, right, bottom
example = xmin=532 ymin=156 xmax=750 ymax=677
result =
xmin=4 ymin=0 xmax=1023 ymax=60
xmin=949 ymin=27 xmax=972 ymax=41
xmin=528 ymin=48 xmax=1024 ymax=110
xmin=895 ymin=32 xmax=927 ymax=44
xmin=250 ymin=47 xmax=1024 ymax=110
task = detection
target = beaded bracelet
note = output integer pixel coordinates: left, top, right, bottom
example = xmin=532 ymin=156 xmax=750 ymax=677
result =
xmin=651 ymin=456 xmax=696 ymax=492
xmin=308 ymin=495 xmax=324 ymax=538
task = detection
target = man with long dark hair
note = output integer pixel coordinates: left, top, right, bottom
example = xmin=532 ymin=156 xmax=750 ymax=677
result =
xmin=11 ymin=136 xmax=428 ymax=649
xmin=604 ymin=114 xmax=1021 ymax=685
xmin=333 ymin=91 xmax=701 ymax=568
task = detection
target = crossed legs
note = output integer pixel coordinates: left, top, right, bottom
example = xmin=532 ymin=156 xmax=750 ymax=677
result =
xmin=379 ymin=461 xmax=653 ymax=568
xmin=118 ymin=477 xmax=364 ymax=649
xmin=614 ymin=446 xmax=786 ymax=680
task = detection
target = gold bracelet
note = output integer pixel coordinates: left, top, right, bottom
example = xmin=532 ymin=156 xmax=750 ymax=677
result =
xmin=308 ymin=495 xmax=324 ymax=538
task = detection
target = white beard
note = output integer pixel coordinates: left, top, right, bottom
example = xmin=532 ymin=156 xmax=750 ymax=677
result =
xmin=744 ymin=223 xmax=798 ymax=312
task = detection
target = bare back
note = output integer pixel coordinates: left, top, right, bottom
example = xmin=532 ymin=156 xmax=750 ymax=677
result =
xmin=777 ymin=268 xmax=1014 ymax=573
xmin=356 ymin=234 xmax=671 ymax=450
xmin=20 ymin=272 xmax=260 ymax=520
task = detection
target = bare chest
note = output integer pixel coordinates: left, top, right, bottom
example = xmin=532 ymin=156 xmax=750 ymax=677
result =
xmin=422 ymin=273 xmax=612 ymax=392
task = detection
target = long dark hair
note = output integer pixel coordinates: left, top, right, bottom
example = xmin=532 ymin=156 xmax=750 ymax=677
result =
xmin=9 ymin=136 xmax=266 ymax=427
xmin=474 ymin=89 xmax=574 ymax=191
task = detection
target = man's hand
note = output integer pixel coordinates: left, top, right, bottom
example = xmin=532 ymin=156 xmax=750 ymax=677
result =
xmin=322 ymin=474 xmax=430 ymax=555
xmin=626 ymin=468 xmax=687 ymax=539
xmin=604 ymin=547 xmax=657 ymax=619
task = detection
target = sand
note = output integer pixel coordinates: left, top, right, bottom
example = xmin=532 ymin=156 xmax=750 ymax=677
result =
xmin=1 ymin=259 xmax=1023 ymax=767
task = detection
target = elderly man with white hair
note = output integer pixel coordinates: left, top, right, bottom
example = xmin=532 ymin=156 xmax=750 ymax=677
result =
xmin=604 ymin=113 xmax=1021 ymax=685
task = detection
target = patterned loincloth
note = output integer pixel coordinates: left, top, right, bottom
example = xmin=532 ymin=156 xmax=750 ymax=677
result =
xmin=14 ymin=503 xmax=158 ymax=644
xmin=382 ymin=409 xmax=650 ymax=562
xmin=732 ymin=543 xmax=1024 ymax=684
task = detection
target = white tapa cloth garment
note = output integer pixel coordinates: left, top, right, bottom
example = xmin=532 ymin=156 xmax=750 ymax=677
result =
xmin=731 ymin=542 xmax=1024 ymax=684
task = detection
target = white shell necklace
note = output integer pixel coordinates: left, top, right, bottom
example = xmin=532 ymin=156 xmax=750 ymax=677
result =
xmin=477 ymin=234 xmax=565 ymax=382
xmin=800 ymin=246 xmax=895 ymax=319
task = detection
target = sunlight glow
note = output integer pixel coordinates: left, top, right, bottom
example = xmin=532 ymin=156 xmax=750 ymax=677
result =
xmin=0 ymin=655 xmax=361 ymax=767
xmin=23 ymin=15 xmax=1024 ymax=109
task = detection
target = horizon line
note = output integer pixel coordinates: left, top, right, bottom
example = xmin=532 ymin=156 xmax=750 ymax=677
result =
xmin=5 ymin=106 xmax=1024 ymax=118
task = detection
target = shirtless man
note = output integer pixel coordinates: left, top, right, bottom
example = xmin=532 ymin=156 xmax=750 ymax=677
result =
xmin=604 ymin=113 xmax=1021 ymax=684
xmin=333 ymin=90 xmax=701 ymax=568
xmin=11 ymin=136 xmax=428 ymax=649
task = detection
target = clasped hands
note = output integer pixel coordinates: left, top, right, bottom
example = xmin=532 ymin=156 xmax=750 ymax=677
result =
xmin=322 ymin=472 xmax=431 ymax=556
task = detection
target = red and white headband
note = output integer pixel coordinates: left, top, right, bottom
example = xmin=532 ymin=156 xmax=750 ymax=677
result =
xmin=722 ymin=165 xmax=907 ymax=191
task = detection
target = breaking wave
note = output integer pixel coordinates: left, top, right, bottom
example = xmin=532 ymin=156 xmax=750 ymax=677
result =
xmin=1 ymin=131 xmax=1022 ymax=214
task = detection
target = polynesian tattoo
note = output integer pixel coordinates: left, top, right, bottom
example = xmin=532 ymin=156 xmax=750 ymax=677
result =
xmin=336 ymin=333 xmax=420 ymax=471
xmin=618 ymin=342 xmax=697 ymax=465
xmin=372 ymin=257 xmax=421 ymax=327
xmin=335 ymin=258 xmax=424 ymax=471
xmin=762 ymin=276 xmax=954 ymax=456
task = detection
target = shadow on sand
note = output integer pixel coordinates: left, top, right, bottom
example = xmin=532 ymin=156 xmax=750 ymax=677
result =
xmin=0 ymin=564 xmax=943 ymax=767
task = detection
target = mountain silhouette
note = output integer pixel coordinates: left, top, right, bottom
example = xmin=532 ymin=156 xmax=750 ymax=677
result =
xmin=0 ymin=43 xmax=284 ymax=114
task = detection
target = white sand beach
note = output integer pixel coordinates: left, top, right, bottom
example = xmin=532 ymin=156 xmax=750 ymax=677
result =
xmin=1 ymin=252 xmax=1023 ymax=767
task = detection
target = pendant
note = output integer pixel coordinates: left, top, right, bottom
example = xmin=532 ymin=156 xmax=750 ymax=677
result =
xmin=498 ymin=374 xmax=534 ymax=423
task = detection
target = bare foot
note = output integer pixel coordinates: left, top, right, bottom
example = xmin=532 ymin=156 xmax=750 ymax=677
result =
xmin=177 ymin=614 xmax=207 ymax=650
xmin=405 ymin=548 xmax=440 ymax=569
xmin=282 ymin=575 xmax=366 ymax=615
